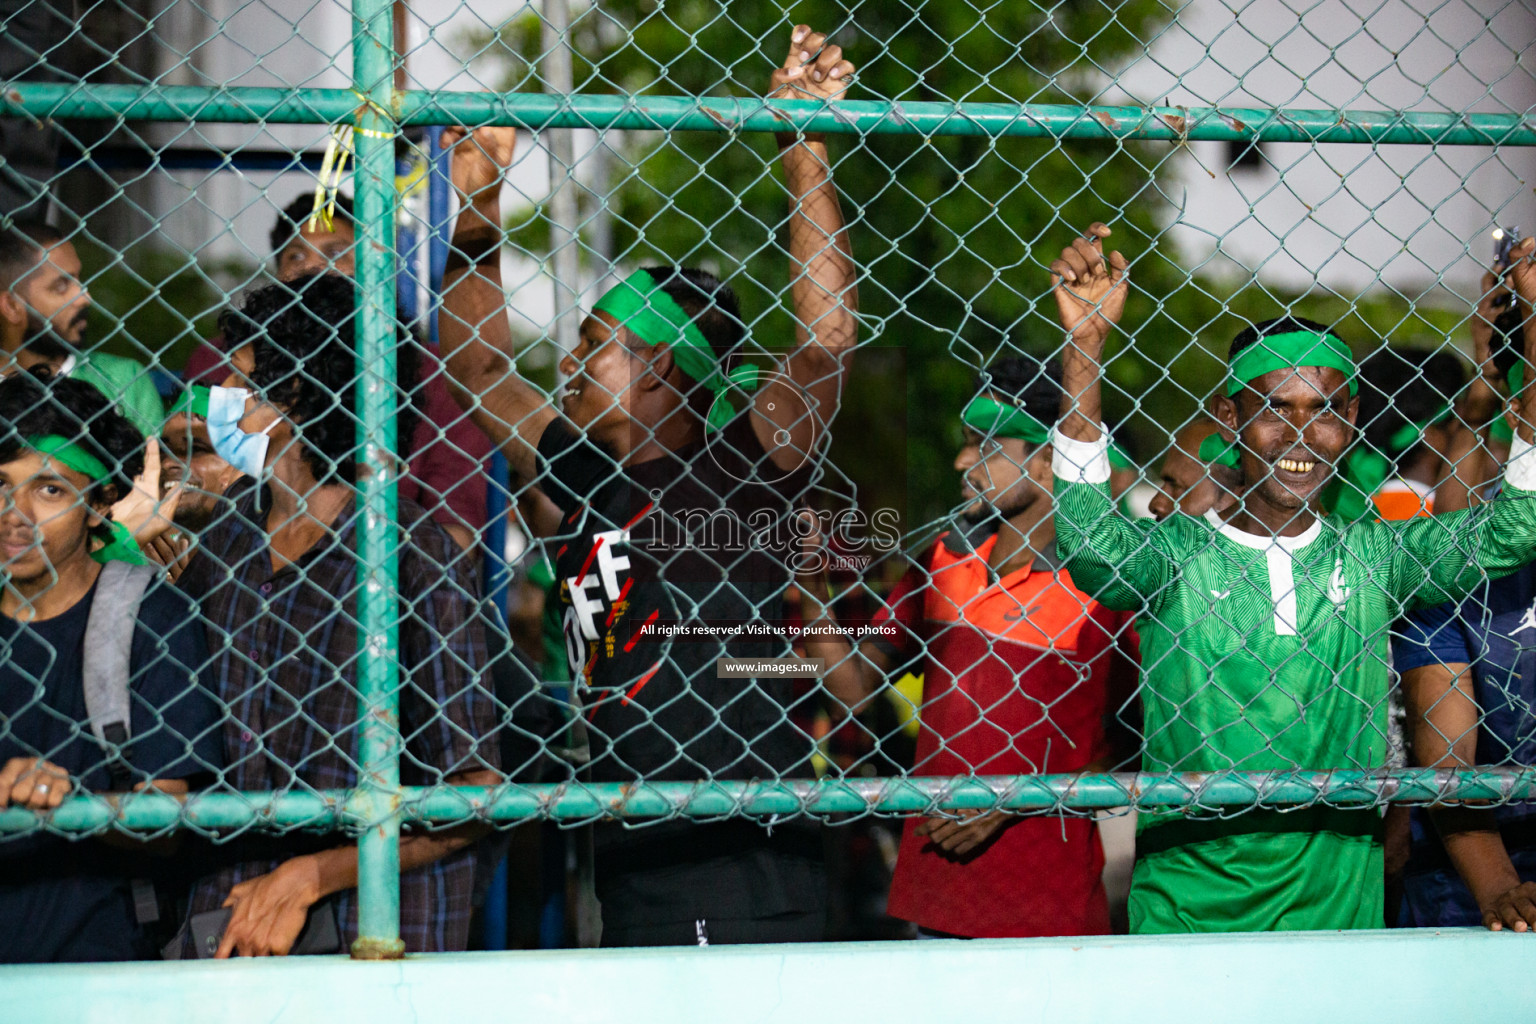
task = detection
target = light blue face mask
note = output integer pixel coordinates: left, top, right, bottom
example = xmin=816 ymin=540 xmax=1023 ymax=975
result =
xmin=205 ymin=385 xmax=276 ymax=478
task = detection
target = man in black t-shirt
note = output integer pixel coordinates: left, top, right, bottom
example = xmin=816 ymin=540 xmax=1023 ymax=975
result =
xmin=441 ymin=26 xmax=859 ymax=945
xmin=0 ymin=371 xmax=222 ymax=962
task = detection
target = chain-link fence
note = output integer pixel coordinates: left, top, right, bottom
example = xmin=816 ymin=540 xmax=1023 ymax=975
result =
xmin=0 ymin=0 xmax=1533 ymax=959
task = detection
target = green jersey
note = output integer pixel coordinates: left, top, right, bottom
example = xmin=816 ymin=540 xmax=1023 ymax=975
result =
xmin=65 ymin=351 xmax=164 ymax=439
xmin=1052 ymin=428 xmax=1536 ymax=933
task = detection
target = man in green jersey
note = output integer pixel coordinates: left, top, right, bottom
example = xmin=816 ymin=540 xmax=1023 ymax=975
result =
xmin=0 ymin=221 xmax=164 ymax=437
xmin=1047 ymin=222 xmax=1536 ymax=933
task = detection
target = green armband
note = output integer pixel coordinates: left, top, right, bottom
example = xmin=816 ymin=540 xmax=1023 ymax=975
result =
xmin=91 ymin=520 xmax=152 ymax=566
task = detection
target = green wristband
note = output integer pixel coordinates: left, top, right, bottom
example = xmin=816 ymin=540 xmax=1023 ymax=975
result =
xmin=90 ymin=519 xmax=152 ymax=566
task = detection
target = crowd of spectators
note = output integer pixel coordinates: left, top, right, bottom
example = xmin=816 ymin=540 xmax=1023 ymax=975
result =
xmin=2 ymin=20 xmax=1536 ymax=965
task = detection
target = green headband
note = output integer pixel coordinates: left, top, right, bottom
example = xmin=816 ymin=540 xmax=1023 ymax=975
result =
xmin=961 ymin=395 xmax=1050 ymax=444
xmin=1227 ymin=330 xmax=1357 ymax=397
xmin=27 ymin=435 xmax=110 ymax=483
xmin=1384 ymin=404 xmax=1451 ymax=455
xmin=592 ymin=269 xmax=759 ymax=431
xmin=1197 ymin=431 xmax=1240 ymax=468
xmin=1326 ymin=408 xmax=1450 ymax=523
xmin=1509 ymin=363 xmax=1526 ymax=396
xmin=167 ymin=385 xmax=211 ymax=420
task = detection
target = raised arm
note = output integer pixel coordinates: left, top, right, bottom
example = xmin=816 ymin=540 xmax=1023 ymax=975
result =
xmin=753 ymin=25 xmax=859 ymax=472
xmin=1436 ymin=270 xmax=1516 ymax=515
xmin=438 ymin=126 xmax=555 ymax=483
xmin=1047 ymin=225 xmax=1167 ymax=611
xmin=1394 ymin=236 xmax=1536 ymax=606
xmin=1052 ymin=222 xmax=1127 ymax=446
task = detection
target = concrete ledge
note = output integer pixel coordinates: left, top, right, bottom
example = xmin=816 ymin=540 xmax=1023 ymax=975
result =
xmin=0 ymin=928 xmax=1528 ymax=1024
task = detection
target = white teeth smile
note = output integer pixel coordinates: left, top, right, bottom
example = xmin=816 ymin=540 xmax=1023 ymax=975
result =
xmin=1276 ymin=458 xmax=1316 ymax=474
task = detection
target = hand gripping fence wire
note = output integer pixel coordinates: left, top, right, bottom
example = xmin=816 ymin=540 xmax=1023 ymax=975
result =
xmin=0 ymin=0 xmax=1530 ymax=955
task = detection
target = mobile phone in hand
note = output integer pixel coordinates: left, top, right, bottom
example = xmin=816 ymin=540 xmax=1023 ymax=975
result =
xmin=1494 ymin=226 xmax=1521 ymax=308
xmin=187 ymin=898 xmax=343 ymax=958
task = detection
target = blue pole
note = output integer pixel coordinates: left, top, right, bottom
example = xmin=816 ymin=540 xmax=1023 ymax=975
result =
xmin=482 ymin=853 xmax=511 ymax=951
xmin=395 ymin=149 xmax=421 ymax=324
xmin=426 ymin=124 xmax=450 ymax=344
xmin=426 ymin=120 xmax=514 ymax=949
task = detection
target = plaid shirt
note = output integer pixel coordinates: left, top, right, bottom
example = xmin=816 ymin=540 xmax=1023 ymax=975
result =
xmin=181 ymin=487 xmax=498 ymax=953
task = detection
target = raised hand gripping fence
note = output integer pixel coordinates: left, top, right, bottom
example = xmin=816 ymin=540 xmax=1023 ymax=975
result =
xmin=0 ymin=0 xmax=1531 ymax=959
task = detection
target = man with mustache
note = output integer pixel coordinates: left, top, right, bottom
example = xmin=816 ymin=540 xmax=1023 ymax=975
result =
xmin=439 ymin=24 xmax=858 ymax=945
xmin=0 ymin=221 xmax=164 ymax=438
xmin=1049 ymin=222 xmax=1536 ymax=932
xmin=802 ymin=355 xmax=1139 ymax=939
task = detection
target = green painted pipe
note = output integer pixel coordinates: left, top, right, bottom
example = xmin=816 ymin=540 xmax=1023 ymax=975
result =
xmin=4 ymin=769 xmax=1532 ymax=834
xmin=2 ymin=82 xmax=1532 ymax=145
xmin=347 ymin=0 xmax=405 ymax=962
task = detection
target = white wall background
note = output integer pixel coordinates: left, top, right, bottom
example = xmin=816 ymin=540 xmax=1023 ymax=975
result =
xmin=127 ymin=0 xmax=568 ymax=344
xmin=1107 ymin=0 xmax=1536 ymax=303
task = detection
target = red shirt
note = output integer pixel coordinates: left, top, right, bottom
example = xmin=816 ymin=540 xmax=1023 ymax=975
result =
xmin=878 ymin=526 xmax=1138 ymax=938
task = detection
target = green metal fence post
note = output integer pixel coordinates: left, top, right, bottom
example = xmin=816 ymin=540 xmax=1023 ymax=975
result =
xmin=348 ymin=0 xmax=404 ymax=962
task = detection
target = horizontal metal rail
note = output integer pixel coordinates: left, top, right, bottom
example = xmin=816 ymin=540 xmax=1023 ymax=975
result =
xmin=4 ymin=82 xmax=1533 ymax=145
xmin=4 ymin=768 xmax=1532 ymax=834
xmin=59 ymin=142 xmax=331 ymax=173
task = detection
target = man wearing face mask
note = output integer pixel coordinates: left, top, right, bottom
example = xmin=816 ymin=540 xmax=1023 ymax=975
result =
xmin=800 ymin=355 xmax=1139 ymax=938
xmin=159 ymin=386 xmax=246 ymax=534
xmin=176 ymin=274 xmax=499 ymax=957
xmin=0 ymin=221 xmax=163 ymax=438
xmin=1049 ymin=223 xmax=1536 ymax=933
xmin=126 ymin=385 xmax=250 ymax=580
xmin=181 ymin=195 xmax=492 ymax=550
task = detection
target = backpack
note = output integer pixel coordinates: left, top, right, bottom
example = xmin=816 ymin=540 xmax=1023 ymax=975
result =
xmin=81 ymin=559 xmax=162 ymax=927
xmin=82 ymin=560 xmax=159 ymax=787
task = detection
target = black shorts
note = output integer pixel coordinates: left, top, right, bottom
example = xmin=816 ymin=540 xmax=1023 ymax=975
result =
xmin=595 ymin=822 xmax=826 ymax=947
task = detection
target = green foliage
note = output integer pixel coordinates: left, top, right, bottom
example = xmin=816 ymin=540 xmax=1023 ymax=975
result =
xmin=75 ymin=239 xmax=243 ymax=372
xmin=464 ymin=1 xmax=1466 ymax=533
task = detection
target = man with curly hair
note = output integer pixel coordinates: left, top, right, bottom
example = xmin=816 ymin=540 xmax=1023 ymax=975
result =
xmin=180 ymin=194 xmax=494 ymax=549
xmin=178 ymin=273 xmax=500 ymax=956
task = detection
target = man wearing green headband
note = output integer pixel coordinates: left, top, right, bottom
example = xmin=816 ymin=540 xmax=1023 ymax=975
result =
xmin=804 ymin=355 xmax=1138 ymax=939
xmin=438 ymin=25 xmax=859 ymax=946
xmin=128 ymin=384 xmax=248 ymax=580
xmin=1149 ymin=418 xmax=1237 ymax=523
xmin=0 ymin=370 xmax=222 ymax=963
xmin=1325 ymin=346 xmax=1464 ymax=523
xmin=1049 ymin=223 xmax=1536 ymax=934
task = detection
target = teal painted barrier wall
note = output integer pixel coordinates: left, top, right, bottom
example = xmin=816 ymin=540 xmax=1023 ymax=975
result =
xmin=1 ymin=928 xmax=1529 ymax=1024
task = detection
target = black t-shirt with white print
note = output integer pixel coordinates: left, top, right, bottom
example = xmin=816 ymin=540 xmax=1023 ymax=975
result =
xmin=537 ymin=413 xmax=816 ymax=786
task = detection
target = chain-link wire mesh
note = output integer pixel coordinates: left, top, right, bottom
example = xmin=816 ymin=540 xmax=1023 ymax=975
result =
xmin=0 ymin=0 xmax=1533 ymax=952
